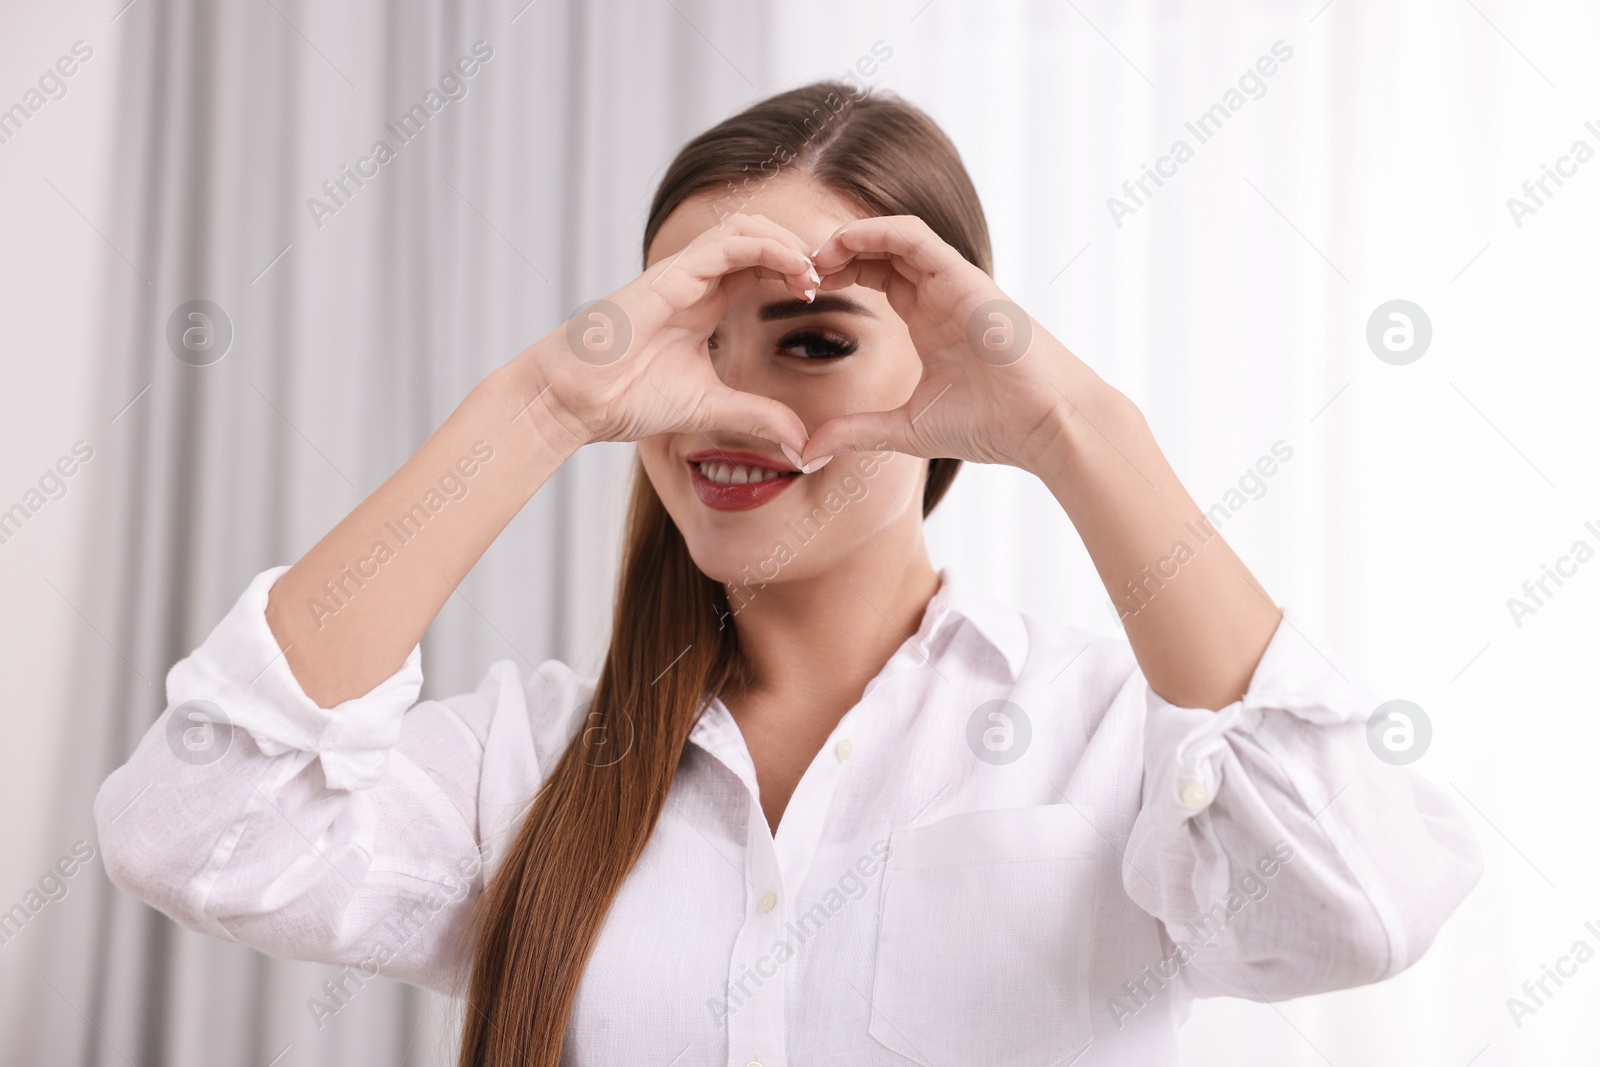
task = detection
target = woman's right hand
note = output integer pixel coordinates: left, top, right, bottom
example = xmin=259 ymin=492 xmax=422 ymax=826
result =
xmin=264 ymin=217 xmax=818 ymax=709
xmin=521 ymin=213 xmax=820 ymax=456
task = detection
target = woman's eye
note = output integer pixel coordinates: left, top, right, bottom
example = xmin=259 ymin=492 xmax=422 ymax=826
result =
xmin=777 ymin=329 xmax=858 ymax=360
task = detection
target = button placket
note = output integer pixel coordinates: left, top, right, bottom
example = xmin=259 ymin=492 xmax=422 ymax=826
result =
xmin=722 ymin=792 xmax=789 ymax=1067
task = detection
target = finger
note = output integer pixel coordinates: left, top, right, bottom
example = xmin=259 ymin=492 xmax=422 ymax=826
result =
xmin=817 ymin=261 xmax=921 ymax=322
xmin=811 ymin=215 xmax=967 ymax=278
xmin=803 ymin=405 xmax=921 ymax=463
xmin=692 ymin=384 xmax=811 ymax=457
xmin=717 ymin=213 xmax=814 ymax=260
xmin=817 ymin=258 xmax=912 ymax=294
xmin=746 ymin=262 xmax=823 ymax=292
xmin=655 ymin=236 xmax=816 ymax=309
xmin=813 ymin=227 xmax=934 ymax=313
xmin=722 ymin=263 xmax=815 ymax=307
xmin=700 ymin=213 xmax=820 ymax=296
xmin=682 ymin=235 xmax=813 ymax=288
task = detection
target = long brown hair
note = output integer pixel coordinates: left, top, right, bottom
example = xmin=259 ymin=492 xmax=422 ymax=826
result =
xmin=458 ymin=80 xmax=992 ymax=1066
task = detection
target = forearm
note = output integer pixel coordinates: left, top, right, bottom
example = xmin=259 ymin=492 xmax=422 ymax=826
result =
xmin=265 ymin=343 xmax=580 ymax=708
xmin=1029 ymin=378 xmax=1281 ymax=710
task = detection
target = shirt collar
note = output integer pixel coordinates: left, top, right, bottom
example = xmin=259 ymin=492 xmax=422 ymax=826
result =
xmin=924 ymin=567 xmax=1030 ymax=682
xmin=688 ymin=569 xmax=1030 ymax=760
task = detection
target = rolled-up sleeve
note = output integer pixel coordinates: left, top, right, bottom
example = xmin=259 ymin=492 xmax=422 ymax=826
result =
xmin=93 ymin=566 xmax=587 ymax=995
xmin=1120 ymin=607 xmax=1483 ymax=1000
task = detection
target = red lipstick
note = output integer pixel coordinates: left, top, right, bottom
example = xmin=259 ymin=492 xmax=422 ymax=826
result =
xmin=686 ymin=449 xmax=800 ymax=511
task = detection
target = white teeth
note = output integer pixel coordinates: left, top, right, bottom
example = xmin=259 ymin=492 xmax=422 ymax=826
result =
xmin=697 ymin=461 xmax=784 ymax=486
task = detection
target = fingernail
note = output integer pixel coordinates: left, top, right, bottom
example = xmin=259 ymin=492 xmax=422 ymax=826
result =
xmin=806 ymin=266 xmax=821 ymax=285
xmin=809 ymin=246 xmax=822 ymax=258
xmin=803 ymin=288 xmax=816 ymax=303
xmin=800 ymin=454 xmax=833 ymax=474
xmin=780 ymin=443 xmax=805 ymax=470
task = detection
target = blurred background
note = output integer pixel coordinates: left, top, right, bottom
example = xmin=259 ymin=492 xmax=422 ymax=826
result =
xmin=3 ymin=0 xmax=1598 ymax=1063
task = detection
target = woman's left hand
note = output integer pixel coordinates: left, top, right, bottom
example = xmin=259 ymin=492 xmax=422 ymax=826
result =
xmin=800 ymin=215 xmax=1114 ymax=473
xmin=805 ymin=216 xmax=1283 ymax=712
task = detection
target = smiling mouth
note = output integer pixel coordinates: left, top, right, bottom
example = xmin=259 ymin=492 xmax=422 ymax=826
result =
xmin=686 ymin=450 xmax=801 ymax=511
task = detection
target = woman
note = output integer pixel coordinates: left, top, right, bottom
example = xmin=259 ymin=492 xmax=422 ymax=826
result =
xmin=97 ymin=81 xmax=1482 ymax=1066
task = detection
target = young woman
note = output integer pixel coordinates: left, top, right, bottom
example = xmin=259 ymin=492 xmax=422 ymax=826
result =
xmin=97 ymin=82 xmax=1482 ymax=1066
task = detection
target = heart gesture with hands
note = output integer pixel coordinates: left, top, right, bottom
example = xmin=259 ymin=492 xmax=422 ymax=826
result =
xmin=800 ymin=215 xmax=1107 ymax=476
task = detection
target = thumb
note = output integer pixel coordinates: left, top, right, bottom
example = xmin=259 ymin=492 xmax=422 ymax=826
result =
xmin=803 ymin=407 xmax=919 ymax=466
xmin=693 ymin=385 xmax=810 ymax=457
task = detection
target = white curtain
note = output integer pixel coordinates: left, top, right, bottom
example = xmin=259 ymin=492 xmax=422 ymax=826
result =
xmin=5 ymin=0 xmax=1594 ymax=1063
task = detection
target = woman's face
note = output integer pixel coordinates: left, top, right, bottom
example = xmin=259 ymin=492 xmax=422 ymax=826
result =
xmin=638 ymin=175 xmax=929 ymax=592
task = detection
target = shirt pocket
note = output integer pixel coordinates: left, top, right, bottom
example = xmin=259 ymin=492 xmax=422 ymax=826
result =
xmin=868 ymin=803 xmax=1100 ymax=1066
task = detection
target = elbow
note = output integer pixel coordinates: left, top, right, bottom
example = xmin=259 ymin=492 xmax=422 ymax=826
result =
xmin=1375 ymin=794 xmax=1486 ymax=980
xmin=93 ymin=768 xmax=159 ymax=906
xmin=92 ymin=765 xmax=200 ymax=923
xmin=1304 ymin=801 xmax=1485 ymax=991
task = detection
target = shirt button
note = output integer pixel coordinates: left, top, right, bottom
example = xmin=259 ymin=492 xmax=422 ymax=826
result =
xmin=759 ymin=889 xmax=777 ymax=913
xmin=1179 ymin=781 xmax=1209 ymax=809
xmin=746 ymin=1062 xmax=763 ymax=1067
xmin=835 ymin=738 xmax=853 ymax=761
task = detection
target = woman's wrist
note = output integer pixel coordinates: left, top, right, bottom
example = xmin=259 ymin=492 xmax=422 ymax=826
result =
xmin=1013 ymin=362 xmax=1142 ymax=485
xmin=496 ymin=336 xmax=594 ymax=459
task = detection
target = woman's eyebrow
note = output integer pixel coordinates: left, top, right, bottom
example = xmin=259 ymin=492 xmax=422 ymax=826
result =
xmin=759 ymin=294 xmax=877 ymax=321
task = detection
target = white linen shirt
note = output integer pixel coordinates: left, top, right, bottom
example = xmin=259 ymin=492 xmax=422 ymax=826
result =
xmin=95 ymin=565 xmax=1483 ymax=1066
